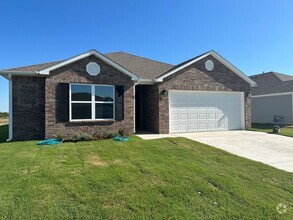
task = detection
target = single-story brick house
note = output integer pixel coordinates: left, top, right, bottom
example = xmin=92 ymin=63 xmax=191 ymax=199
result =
xmin=250 ymin=72 xmax=293 ymax=124
xmin=0 ymin=49 xmax=256 ymax=141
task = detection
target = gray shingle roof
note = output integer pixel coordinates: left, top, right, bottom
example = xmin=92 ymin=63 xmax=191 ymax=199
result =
xmin=3 ymin=60 xmax=63 ymax=72
xmin=250 ymin=72 xmax=293 ymax=95
xmin=155 ymin=51 xmax=210 ymax=79
xmin=105 ymin=52 xmax=174 ymax=79
xmin=2 ymin=52 xmax=174 ymax=80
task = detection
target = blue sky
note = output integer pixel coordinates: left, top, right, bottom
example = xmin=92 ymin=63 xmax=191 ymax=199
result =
xmin=1 ymin=0 xmax=293 ymax=112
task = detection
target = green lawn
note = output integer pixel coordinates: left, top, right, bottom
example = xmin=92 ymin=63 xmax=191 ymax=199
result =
xmin=0 ymin=125 xmax=292 ymax=219
xmin=0 ymin=124 xmax=8 ymax=142
xmin=250 ymin=123 xmax=293 ymax=138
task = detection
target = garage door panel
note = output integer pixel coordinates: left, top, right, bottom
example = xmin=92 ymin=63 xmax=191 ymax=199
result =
xmin=180 ymin=124 xmax=188 ymax=131
xmin=208 ymin=123 xmax=217 ymax=130
xmin=198 ymin=123 xmax=207 ymax=130
xmin=169 ymin=91 xmax=243 ymax=133
xmin=208 ymin=113 xmax=216 ymax=120
xmin=189 ymin=113 xmax=198 ymax=120
xmin=198 ymin=113 xmax=207 ymax=120
xmin=170 ymin=113 xmax=178 ymax=121
xmin=189 ymin=123 xmax=198 ymax=131
xmin=179 ymin=113 xmax=188 ymax=120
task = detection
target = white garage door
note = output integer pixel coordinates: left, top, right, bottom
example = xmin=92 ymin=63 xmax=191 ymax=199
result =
xmin=169 ymin=91 xmax=244 ymax=133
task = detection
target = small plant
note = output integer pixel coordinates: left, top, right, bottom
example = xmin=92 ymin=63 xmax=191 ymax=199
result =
xmin=79 ymin=133 xmax=92 ymax=141
xmin=97 ymin=127 xmax=117 ymax=139
xmin=273 ymin=115 xmax=283 ymax=124
xmin=118 ymin=128 xmax=125 ymax=137
xmin=71 ymin=133 xmax=81 ymax=142
xmin=71 ymin=132 xmax=92 ymax=142
xmin=106 ymin=133 xmax=116 ymax=139
xmin=54 ymin=133 xmax=64 ymax=140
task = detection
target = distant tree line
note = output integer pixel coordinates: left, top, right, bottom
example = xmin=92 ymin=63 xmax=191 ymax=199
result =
xmin=0 ymin=112 xmax=9 ymax=118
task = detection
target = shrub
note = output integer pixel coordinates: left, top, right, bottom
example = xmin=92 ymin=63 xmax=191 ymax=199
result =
xmin=54 ymin=133 xmax=64 ymax=140
xmin=118 ymin=128 xmax=125 ymax=137
xmin=105 ymin=133 xmax=116 ymax=139
xmin=80 ymin=133 xmax=92 ymax=141
xmin=97 ymin=127 xmax=118 ymax=139
xmin=71 ymin=132 xmax=92 ymax=142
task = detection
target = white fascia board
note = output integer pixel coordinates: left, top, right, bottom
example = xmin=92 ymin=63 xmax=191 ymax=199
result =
xmin=0 ymin=71 xmax=39 ymax=79
xmin=156 ymin=53 xmax=210 ymax=82
xmin=138 ymin=78 xmax=156 ymax=85
xmin=291 ymin=92 xmax=293 ymax=120
xmin=251 ymin=92 xmax=293 ymax=98
xmin=7 ymin=75 xmax=13 ymax=141
xmin=38 ymin=50 xmax=139 ymax=81
xmin=156 ymin=51 xmax=257 ymax=87
xmin=210 ymin=51 xmax=257 ymax=87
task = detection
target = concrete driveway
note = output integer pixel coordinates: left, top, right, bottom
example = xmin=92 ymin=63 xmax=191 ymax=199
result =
xmin=138 ymin=131 xmax=293 ymax=172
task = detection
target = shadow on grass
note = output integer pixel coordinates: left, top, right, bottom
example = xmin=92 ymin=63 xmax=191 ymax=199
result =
xmin=0 ymin=125 xmax=8 ymax=143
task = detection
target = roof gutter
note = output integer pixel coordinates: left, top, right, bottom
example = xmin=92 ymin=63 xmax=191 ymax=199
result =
xmin=6 ymin=74 xmax=13 ymax=142
xmin=133 ymin=80 xmax=140 ymax=133
xmin=0 ymin=71 xmax=40 ymax=79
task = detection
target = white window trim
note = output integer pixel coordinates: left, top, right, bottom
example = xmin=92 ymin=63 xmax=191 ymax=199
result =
xmin=69 ymin=83 xmax=115 ymax=122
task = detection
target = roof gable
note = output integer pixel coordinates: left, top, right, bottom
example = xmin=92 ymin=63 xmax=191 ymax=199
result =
xmin=38 ymin=50 xmax=139 ymax=80
xmin=1 ymin=49 xmax=255 ymax=86
xmin=250 ymin=72 xmax=293 ymax=95
xmin=156 ymin=51 xmax=256 ymax=86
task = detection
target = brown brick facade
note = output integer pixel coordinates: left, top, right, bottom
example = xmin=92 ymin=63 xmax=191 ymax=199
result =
xmin=12 ymin=76 xmax=45 ymax=140
xmin=45 ymin=55 xmax=134 ymax=140
xmin=148 ymin=55 xmax=251 ymax=133
xmin=10 ymin=54 xmax=251 ymax=140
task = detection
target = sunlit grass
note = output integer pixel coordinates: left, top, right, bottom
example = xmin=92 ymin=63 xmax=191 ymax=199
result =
xmin=0 ymin=125 xmax=292 ymax=219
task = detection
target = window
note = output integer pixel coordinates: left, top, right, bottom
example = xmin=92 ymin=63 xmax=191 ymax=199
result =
xmin=70 ymin=84 xmax=114 ymax=121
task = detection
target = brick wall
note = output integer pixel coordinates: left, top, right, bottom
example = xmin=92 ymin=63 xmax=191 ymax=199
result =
xmin=12 ymin=76 xmax=45 ymax=140
xmin=10 ymin=54 xmax=251 ymax=140
xmin=157 ymin=55 xmax=251 ymax=133
xmin=45 ymin=55 xmax=134 ymax=140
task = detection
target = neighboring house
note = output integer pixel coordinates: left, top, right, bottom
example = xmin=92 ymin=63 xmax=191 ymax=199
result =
xmin=250 ymin=72 xmax=293 ymax=124
xmin=0 ymin=49 xmax=255 ymax=141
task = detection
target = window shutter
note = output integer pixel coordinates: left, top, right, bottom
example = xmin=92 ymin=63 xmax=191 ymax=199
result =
xmin=57 ymin=83 xmax=69 ymax=122
xmin=115 ymin=86 xmax=124 ymax=121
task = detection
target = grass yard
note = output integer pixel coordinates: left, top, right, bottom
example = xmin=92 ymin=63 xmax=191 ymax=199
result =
xmin=0 ymin=125 xmax=292 ymax=219
xmin=0 ymin=125 xmax=8 ymax=142
xmin=250 ymin=123 xmax=293 ymax=138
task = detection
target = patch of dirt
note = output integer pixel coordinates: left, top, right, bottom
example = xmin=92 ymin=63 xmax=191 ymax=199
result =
xmin=22 ymin=165 xmax=40 ymax=175
xmin=149 ymin=175 xmax=166 ymax=186
xmin=112 ymin=159 xmax=124 ymax=165
xmin=87 ymin=156 xmax=125 ymax=167
xmin=87 ymin=155 xmax=108 ymax=167
xmin=71 ymin=168 xmax=81 ymax=175
xmin=58 ymin=159 xmax=67 ymax=164
xmin=0 ymin=119 xmax=8 ymax=125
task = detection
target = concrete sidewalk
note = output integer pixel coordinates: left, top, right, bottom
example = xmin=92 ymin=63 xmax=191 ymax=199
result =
xmin=137 ymin=131 xmax=293 ymax=172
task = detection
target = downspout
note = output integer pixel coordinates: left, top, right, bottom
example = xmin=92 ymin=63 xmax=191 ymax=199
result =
xmin=7 ymin=74 xmax=13 ymax=141
xmin=133 ymin=80 xmax=140 ymax=133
